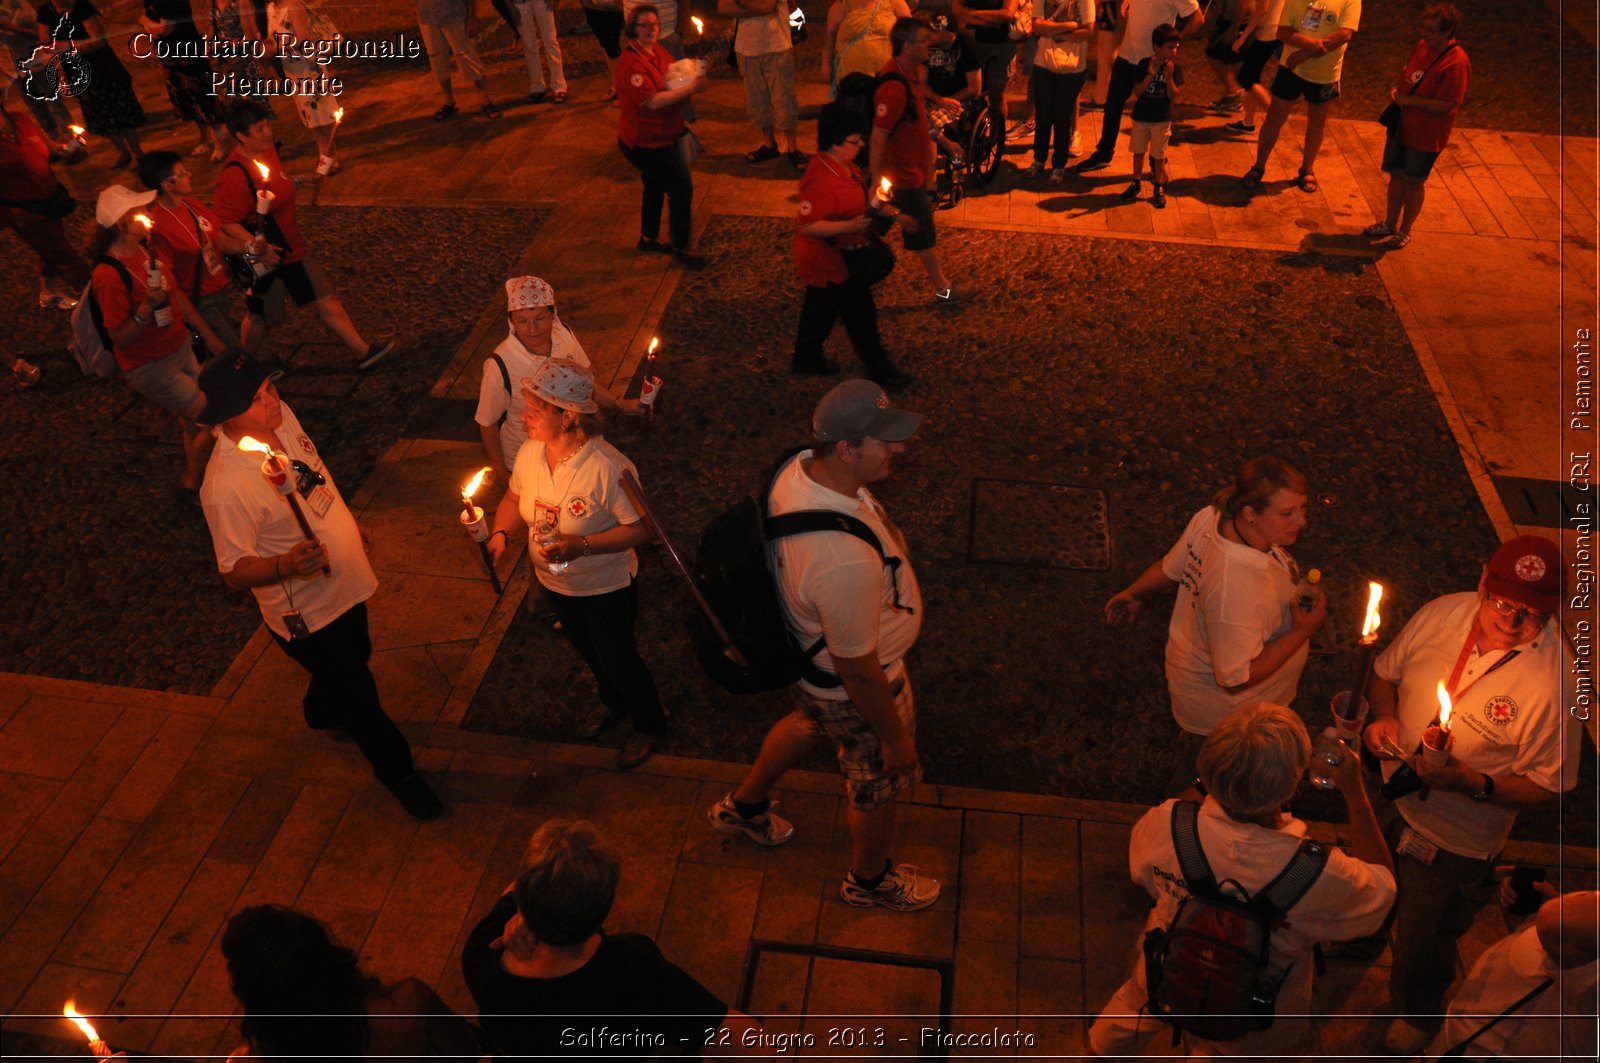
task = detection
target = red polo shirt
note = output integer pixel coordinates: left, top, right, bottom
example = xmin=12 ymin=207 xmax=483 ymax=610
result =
xmin=873 ymin=59 xmax=929 ymax=188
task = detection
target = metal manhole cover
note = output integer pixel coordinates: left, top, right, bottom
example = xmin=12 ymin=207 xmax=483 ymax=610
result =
xmin=968 ymin=478 xmax=1110 ymax=570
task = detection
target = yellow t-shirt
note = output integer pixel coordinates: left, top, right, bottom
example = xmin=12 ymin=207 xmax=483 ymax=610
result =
xmin=1279 ymin=0 xmax=1361 ymax=86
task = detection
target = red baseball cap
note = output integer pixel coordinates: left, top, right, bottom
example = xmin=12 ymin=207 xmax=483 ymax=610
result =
xmin=1484 ymin=535 xmax=1564 ymax=614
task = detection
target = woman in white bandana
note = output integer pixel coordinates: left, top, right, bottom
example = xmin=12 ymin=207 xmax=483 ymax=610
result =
xmin=474 ymin=275 xmax=642 ymax=475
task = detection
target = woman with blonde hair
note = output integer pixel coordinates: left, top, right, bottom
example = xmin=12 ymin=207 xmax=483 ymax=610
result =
xmin=1106 ymin=457 xmax=1327 ymax=789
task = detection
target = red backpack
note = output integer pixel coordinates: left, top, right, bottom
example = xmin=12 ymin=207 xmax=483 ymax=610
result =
xmin=1142 ymin=800 xmax=1328 ymax=1043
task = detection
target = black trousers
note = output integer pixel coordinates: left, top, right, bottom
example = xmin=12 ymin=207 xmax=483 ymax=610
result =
xmin=794 ymin=278 xmax=894 ymax=377
xmin=547 ymin=580 xmax=668 ymax=736
xmin=270 ymin=602 xmax=414 ymax=786
xmin=1093 ymin=57 xmax=1140 ymax=158
xmin=618 ymin=139 xmax=693 ymax=249
xmin=1032 ymin=67 xmax=1086 ymax=167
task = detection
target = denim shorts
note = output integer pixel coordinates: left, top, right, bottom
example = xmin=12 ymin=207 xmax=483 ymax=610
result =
xmin=122 ymin=337 xmax=201 ymax=415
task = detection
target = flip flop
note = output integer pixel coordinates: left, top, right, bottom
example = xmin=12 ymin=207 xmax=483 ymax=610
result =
xmin=744 ymin=143 xmax=780 ymax=163
xmin=482 ymin=103 xmax=502 ymax=119
xmin=551 ymin=91 xmax=567 ymax=104
xmin=1297 ymin=169 xmax=1319 ymax=193
xmin=1240 ymin=164 xmax=1264 ymax=189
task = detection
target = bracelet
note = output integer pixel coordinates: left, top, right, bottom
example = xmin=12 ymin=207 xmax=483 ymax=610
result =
xmin=489 ymin=530 xmax=508 ymax=544
xmin=580 ymin=536 xmax=592 ymax=557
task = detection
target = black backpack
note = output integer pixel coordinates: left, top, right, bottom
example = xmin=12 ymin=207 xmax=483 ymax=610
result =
xmin=689 ymin=446 xmax=892 ymax=695
xmin=835 ymin=70 xmax=916 ymax=136
xmin=1142 ymin=800 xmax=1328 ymax=1043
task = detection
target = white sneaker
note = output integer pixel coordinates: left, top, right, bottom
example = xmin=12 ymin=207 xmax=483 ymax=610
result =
xmin=840 ymin=863 xmax=941 ymax=911
xmin=707 ymin=794 xmax=795 ymax=846
xmin=1068 ymin=130 xmax=1082 ymax=157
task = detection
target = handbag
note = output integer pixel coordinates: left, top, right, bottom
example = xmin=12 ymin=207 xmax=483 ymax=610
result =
xmin=1379 ymin=43 xmax=1456 ymax=135
xmin=677 ymin=127 xmax=704 ymax=168
xmin=841 ymin=234 xmax=895 ymax=287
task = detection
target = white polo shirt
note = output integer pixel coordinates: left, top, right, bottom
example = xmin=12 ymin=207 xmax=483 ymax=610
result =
xmin=510 ymin=435 xmax=642 ymax=597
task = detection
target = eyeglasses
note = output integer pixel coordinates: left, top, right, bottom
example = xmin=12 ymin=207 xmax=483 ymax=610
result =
xmin=1486 ymin=595 xmax=1549 ymax=628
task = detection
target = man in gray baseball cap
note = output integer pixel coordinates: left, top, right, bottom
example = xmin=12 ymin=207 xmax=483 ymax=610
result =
xmin=709 ymin=381 xmax=940 ymax=913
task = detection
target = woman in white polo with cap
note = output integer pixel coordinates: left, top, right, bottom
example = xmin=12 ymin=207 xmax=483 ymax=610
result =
xmin=486 ymin=359 xmax=668 ymax=769
xmin=89 ymin=183 xmax=232 ymax=494
xmin=474 ymin=275 xmax=642 ymax=476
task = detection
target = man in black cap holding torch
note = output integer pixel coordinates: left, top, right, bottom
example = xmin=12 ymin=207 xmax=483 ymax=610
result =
xmin=197 ymin=354 xmax=443 ymax=819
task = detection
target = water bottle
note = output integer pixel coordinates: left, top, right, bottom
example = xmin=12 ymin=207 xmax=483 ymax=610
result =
xmin=1295 ymin=567 xmax=1322 ymax=612
xmin=1308 ymin=726 xmax=1345 ymax=790
xmin=147 ymin=261 xmax=173 ymax=327
xmin=536 ymin=514 xmax=568 ymax=575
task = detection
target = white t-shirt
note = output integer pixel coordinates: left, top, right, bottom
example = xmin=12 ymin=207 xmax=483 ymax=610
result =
xmin=734 ymin=0 xmax=792 ymax=57
xmin=1160 ymin=506 xmax=1307 ymax=735
xmin=768 ymin=451 xmax=923 ymax=699
xmin=509 ymin=436 xmax=642 ymax=597
xmin=1092 ymin=797 xmax=1394 ymax=1054
xmin=473 ymin=321 xmax=591 ymax=473
xmin=1374 ymin=592 xmax=1579 ymax=860
xmin=1121 ymin=0 xmax=1199 ymax=64
xmin=201 ymin=403 xmax=378 ymax=639
xmin=1443 ymin=922 xmax=1598 ymax=1060
xmin=1036 ymin=0 xmax=1095 ymax=75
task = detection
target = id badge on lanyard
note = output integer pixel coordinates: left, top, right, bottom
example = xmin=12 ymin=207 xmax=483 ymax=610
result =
xmin=1299 ymin=3 xmax=1326 ymax=32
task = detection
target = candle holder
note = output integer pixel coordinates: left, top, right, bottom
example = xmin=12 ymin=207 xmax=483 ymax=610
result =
xmin=459 ymin=504 xmax=504 ymax=594
xmin=1421 ymin=726 xmax=1452 ymax=768
xmin=1330 ymin=690 xmax=1369 ymax=743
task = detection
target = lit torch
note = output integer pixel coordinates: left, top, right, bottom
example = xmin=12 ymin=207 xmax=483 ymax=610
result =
xmin=639 ymin=336 xmax=662 ymax=419
xmin=238 ymin=436 xmax=330 ymax=577
xmin=312 ymin=107 xmax=345 ymax=202
xmin=871 ymin=175 xmax=893 ymax=209
xmin=132 ymin=212 xmax=156 ymax=268
xmin=459 ymin=466 xmax=503 ymax=593
xmin=1334 ymin=581 xmax=1384 ymax=740
xmin=252 ymin=160 xmax=274 ymax=216
xmin=63 ymin=1001 xmax=110 ymax=1059
xmin=68 ymin=124 xmax=86 ymax=145
xmin=1421 ymin=682 xmax=1454 ymax=767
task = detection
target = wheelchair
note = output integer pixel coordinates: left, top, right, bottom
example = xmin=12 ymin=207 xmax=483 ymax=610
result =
xmin=933 ymin=96 xmax=1004 ymax=209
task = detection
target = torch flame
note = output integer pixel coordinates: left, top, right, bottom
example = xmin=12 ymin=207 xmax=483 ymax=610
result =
xmin=879 ymin=177 xmax=893 ymax=197
xmin=69 ymin=125 xmax=85 ymax=136
xmin=647 ymin=336 xmax=659 ymax=356
xmin=1360 ymin=581 xmax=1384 ymax=640
xmin=690 ymin=16 xmax=704 ymax=33
xmin=133 ymin=212 xmax=153 ymax=231
xmin=63 ymin=1002 xmax=99 ymax=1044
xmin=333 ymin=107 xmax=345 ymax=123
xmin=1435 ymin=682 xmax=1453 ymax=730
xmin=236 ymin=435 xmax=272 ymax=455
xmin=253 ymin=160 xmax=272 ymax=182
xmin=462 ymin=466 xmax=490 ymax=501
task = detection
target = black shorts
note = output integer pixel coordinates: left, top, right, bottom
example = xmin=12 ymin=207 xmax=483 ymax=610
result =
xmin=1204 ymin=26 xmax=1244 ymax=65
xmin=1237 ymin=38 xmax=1281 ymax=90
xmin=1381 ymin=137 xmax=1442 ymax=182
xmin=245 ymin=258 xmax=329 ymax=321
xmin=1095 ymin=4 xmax=1118 ymax=32
xmin=1270 ymin=67 xmax=1340 ymax=104
xmin=890 ymin=187 xmax=936 ymax=252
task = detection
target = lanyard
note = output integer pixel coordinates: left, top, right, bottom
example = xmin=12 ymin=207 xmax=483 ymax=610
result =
xmin=1444 ymin=618 xmax=1520 ymax=702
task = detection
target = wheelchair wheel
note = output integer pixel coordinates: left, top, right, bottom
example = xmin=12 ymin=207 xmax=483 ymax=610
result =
xmin=966 ymin=105 xmax=1003 ymax=188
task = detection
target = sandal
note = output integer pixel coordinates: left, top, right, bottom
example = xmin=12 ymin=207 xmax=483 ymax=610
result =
xmin=551 ymin=91 xmax=567 ymax=104
xmin=432 ymin=103 xmax=459 ymax=121
xmin=787 ymin=150 xmax=807 ymax=168
xmin=1297 ymin=169 xmax=1319 ymax=193
xmin=482 ymin=102 xmax=502 ymax=119
xmin=1240 ymin=164 xmax=1264 ymax=189
xmin=744 ymin=143 xmax=780 ymax=163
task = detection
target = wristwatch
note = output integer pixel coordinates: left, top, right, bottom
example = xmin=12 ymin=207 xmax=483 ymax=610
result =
xmin=1470 ymin=773 xmax=1495 ymax=802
